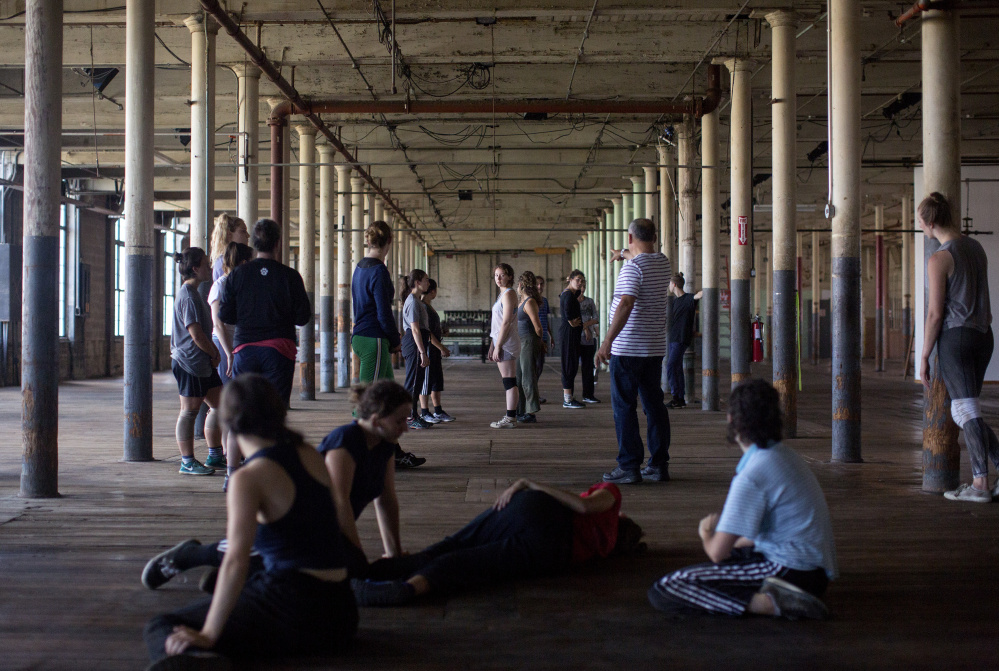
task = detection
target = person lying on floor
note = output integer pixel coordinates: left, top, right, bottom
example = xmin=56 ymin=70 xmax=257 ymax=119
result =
xmin=352 ymin=478 xmax=645 ymax=606
xmin=648 ymin=379 xmax=838 ymax=620
xmin=143 ymin=374 xmax=357 ymax=670
xmin=141 ymin=380 xmax=413 ymax=591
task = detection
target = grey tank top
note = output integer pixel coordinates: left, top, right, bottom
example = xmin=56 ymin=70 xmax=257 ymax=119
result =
xmin=940 ymin=235 xmax=992 ymax=332
xmin=517 ymin=299 xmax=535 ymax=338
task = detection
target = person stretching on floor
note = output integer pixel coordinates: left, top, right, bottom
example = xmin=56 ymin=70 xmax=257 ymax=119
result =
xmin=648 ymin=379 xmax=838 ymax=620
xmin=351 ymin=479 xmax=645 ymax=606
xmin=142 ymin=374 xmax=357 ymax=670
xmin=141 ymin=380 xmax=414 ymax=590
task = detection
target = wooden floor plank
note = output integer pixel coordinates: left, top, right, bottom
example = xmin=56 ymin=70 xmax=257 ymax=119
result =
xmin=2 ymin=358 xmax=997 ymax=669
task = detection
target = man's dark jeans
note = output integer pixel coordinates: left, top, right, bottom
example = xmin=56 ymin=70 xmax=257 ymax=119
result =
xmin=666 ymin=341 xmax=685 ymax=399
xmin=610 ymin=354 xmax=671 ymax=472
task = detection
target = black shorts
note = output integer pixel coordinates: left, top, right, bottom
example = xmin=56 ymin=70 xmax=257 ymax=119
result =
xmin=172 ymin=360 xmax=223 ymax=398
xmin=426 ymin=347 xmax=444 ymax=393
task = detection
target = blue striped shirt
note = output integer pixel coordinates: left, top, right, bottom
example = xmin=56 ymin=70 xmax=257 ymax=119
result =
xmin=716 ymin=442 xmax=839 ymax=579
xmin=609 ymin=252 xmax=671 ymax=357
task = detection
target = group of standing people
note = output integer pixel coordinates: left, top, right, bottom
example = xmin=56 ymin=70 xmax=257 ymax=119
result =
xmin=486 ymin=265 xmax=601 ymax=428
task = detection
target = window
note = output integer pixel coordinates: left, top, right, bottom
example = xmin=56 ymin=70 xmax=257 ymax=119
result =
xmin=113 ymin=219 xmax=125 ymax=337
xmin=58 ymin=204 xmax=67 ymax=337
xmin=162 ymin=229 xmax=179 ymax=336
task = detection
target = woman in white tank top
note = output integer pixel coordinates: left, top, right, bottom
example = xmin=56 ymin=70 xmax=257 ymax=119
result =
xmin=488 ymin=263 xmax=521 ymax=428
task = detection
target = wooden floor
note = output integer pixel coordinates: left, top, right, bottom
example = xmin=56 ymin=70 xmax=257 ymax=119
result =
xmin=2 ymin=358 xmax=998 ymax=670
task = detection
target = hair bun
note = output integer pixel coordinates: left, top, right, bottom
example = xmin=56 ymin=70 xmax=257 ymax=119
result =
xmin=173 ymin=252 xmax=183 ymax=263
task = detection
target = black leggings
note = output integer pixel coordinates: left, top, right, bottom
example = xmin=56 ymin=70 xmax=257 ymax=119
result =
xmin=938 ymin=326 xmax=999 ymax=478
xmin=402 ymin=328 xmax=431 ymax=417
xmin=366 ymin=490 xmax=574 ymax=594
xmin=560 ymin=325 xmax=582 ymax=390
xmin=143 ymin=570 xmax=357 ymax=663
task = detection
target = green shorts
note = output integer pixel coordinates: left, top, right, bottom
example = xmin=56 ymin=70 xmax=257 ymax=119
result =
xmin=351 ymin=335 xmax=395 ymax=384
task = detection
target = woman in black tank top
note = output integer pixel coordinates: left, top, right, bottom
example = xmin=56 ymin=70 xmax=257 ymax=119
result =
xmin=143 ymin=375 xmax=357 ymax=667
xmin=919 ymin=192 xmax=999 ymax=503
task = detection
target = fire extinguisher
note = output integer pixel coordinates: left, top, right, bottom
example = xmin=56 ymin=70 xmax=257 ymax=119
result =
xmin=751 ymin=314 xmax=765 ymax=363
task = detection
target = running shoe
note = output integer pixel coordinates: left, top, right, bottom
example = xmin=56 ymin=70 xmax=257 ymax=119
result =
xmin=538 ymin=397 xmax=547 ymax=404
xmin=408 ymin=415 xmax=434 ymax=430
xmin=420 ymin=412 xmax=442 ymax=424
xmin=432 ymin=410 xmax=456 ymax=422
xmin=563 ymin=398 xmax=585 ymax=409
xmin=204 ymin=453 xmax=226 ymax=469
xmin=179 ymin=459 xmax=215 ymax=476
xmin=142 ymin=539 xmax=201 ymax=589
xmin=516 ymin=413 xmax=537 ymax=423
xmin=581 ymin=396 xmax=601 ymax=404
xmin=641 ymin=464 xmax=670 ymax=482
xmin=395 ymin=452 xmax=426 ymax=469
xmin=943 ymin=483 xmax=991 ymax=503
xmin=490 ymin=416 xmax=517 ymax=429
xmin=602 ymin=466 xmax=641 ymax=484
xmin=666 ymin=398 xmax=686 ymax=409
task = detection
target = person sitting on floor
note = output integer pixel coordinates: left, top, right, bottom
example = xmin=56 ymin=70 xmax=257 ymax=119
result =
xmin=142 ymin=374 xmax=357 ymax=670
xmin=141 ymin=380 xmax=414 ymax=590
xmin=351 ymin=478 xmax=645 ymax=606
xmin=647 ymin=379 xmax=838 ymax=620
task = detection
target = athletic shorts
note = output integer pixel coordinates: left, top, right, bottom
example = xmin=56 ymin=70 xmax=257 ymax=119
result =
xmin=172 ymin=360 xmax=223 ymax=398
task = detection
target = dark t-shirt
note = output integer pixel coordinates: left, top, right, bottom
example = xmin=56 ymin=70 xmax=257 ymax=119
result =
xmin=316 ymin=421 xmax=396 ymax=519
xmin=218 ymin=258 xmax=312 ymax=348
xmin=670 ymin=293 xmax=698 ymax=347
xmin=426 ymin=303 xmax=443 ymax=341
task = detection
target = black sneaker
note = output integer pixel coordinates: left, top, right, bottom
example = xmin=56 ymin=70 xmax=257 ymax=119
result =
xmin=602 ymin=466 xmax=642 ymax=484
xmin=581 ymin=396 xmax=601 ymax=404
xmin=516 ymin=413 xmax=537 ymax=423
xmin=666 ymin=398 xmax=686 ymax=409
xmin=538 ymin=397 xmax=547 ymax=404
xmin=395 ymin=451 xmax=426 ymax=469
xmin=760 ymin=577 xmax=830 ymax=620
xmin=408 ymin=415 xmax=434 ymax=430
xmin=641 ymin=464 xmax=670 ymax=482
xmin=563 ymin=398 xmax=585 ymax=409
xmin=142 ymin=539 xmax=200 ymax=589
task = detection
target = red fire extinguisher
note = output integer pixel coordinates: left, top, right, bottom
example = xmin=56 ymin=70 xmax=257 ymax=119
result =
xmin=751 ymin=315 xmax=765 ymax=363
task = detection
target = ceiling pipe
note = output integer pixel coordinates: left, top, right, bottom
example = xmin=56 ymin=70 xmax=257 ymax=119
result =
xmin=893 ymin=0 xmax=999 ymax=26
xmin=198 ymin=0 xmax=426 ymax=244
xmin=267 ymin=66 xmax=721 ymax=119
xmin=895 ymin=1 xmax=938 ymax=26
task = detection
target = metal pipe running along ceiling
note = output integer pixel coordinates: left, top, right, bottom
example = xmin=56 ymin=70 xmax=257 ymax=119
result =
xmin=266 ymin=67 xmax=722 ymax=118
xmin=199 ymin=0 xmax=427 ymax=243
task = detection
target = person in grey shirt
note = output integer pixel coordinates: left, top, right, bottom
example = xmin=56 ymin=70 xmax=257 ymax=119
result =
xmin=170 ymin=247 xmax=224 ymax=476
xmin=649 ymin=380 xmax=837 ymax=621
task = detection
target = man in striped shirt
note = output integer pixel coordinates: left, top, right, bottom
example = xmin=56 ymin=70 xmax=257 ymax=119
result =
xmin=648 ymin=380 xmax=837 ymax=620
xmin=597 ymin=218 xmax=672 ymax=484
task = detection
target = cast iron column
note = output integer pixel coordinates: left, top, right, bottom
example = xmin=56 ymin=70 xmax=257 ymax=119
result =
xmin=234 ymin=64 xmax=260 ymax=226
xmin=726 ymin=57 xmax=753 ymax=387
xmin=335 ymin=165 xmax=352 ymax=389
xmin=184 ymin=14 xmax=217 ymax=251
xmin=318 ymin=145 xmax=336 ymax=392
xmin=297 ymin=126 xmax=316 ymax=399
xmin=701 ymin=108 xmax=720 ymax=411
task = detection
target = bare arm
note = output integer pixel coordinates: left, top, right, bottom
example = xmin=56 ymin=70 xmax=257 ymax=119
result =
xmin=165 ymin=467 xmax=260 ymax=654
xmin=325 ymin=450 xmax=363 ymax=551
xmin=373 ymin=458 xmax=403 ymax=557
xmin=210 ymin=300 xmax=233 ymax=373
xmin=493 ymin=478 xmax=616 ymax=514
xmin=187 ymin=323 xmax=221 ymax=368
xmin=920 ymin=250 xmax=952 ymax=389
xmin=525 ymin=298 xmax=543 ymax=337
xmin=409 ymin=319 xmax=429 ymax=368
xmin=697 ymin=513 xmax=744 ymax=564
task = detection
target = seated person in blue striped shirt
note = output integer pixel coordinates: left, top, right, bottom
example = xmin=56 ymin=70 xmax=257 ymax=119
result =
xmin=648 ymin=380 xmax=838 ymax=620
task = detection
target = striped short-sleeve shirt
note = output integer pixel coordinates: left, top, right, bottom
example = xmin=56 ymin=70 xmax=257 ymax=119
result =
xmin=608 ymin=252 xmax=671 ymax=357
xmin=716 ymin=443 xmax=839 ymax=579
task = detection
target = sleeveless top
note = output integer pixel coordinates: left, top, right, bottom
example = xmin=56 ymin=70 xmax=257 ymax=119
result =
xmin=940 ymin=236 xmax=992 ymax=332
xmin=491 ymin=287 xmax=520 ymax=347
xmin=517 ymin=298 xmax=537 ymax=339
xmin=243 ymin=440 xmax=347 ymax=573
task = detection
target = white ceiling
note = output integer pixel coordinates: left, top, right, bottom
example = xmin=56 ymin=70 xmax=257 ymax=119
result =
xmin=0 ymin=1 xmax=997 ymax=250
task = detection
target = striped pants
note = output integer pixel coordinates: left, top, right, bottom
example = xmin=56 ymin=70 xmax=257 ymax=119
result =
xmin=648 ymin=548 xmax=827 ymax=616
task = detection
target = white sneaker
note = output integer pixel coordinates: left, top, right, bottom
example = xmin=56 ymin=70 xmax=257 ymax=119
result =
xmin=943 ymin=483 xmax=992 ymax=503
xmin=490 ymin=415 xmax=517 ymax=429
xmin=420 ymin=412 xmax=442 ymax=424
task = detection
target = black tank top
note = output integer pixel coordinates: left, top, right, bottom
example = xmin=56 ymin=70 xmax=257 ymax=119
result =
xmin=243 ymin=439 xmax=347 ymax=573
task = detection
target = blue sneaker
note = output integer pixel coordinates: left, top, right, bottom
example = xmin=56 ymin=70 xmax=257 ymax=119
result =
xmin=204 ymin=453 xmax=226 ymax=469
xmin=179 ymin=459 xmax=215 ymax=476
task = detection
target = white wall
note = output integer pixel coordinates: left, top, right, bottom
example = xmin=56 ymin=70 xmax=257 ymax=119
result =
xmin=428 ymin=251 xmax=572 ymax=313
xmin=914 ymin=165 xmax=999 ymax=381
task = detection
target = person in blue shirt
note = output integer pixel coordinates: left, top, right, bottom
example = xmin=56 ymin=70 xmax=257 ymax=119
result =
xmin=648 ymin=380 xmax=838 ymax=620
xmin=351 ymin=220 xmax=402 ymax=383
